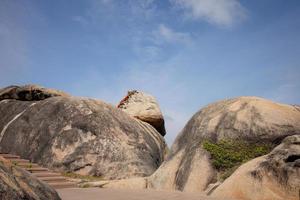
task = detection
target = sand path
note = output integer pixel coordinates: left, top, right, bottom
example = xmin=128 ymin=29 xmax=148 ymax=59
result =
xmin=57 ymin=188 xmax=224 ymax=200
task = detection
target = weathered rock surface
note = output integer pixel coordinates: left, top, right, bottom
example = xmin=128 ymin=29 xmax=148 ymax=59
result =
xmin=0 ymin=85 xmax=69 ymax=101
xmin=118 ymin=90 xmax=166 ymax=136
xmin=0 ymin=85 xmax=167 ymax=180
xmin=212 ymin=135 xmax=300 ymax=200
xmin=0 ymin=156 xmax=61 ymax=200
xmin=148 ymin=97 xmax=300 ymax=192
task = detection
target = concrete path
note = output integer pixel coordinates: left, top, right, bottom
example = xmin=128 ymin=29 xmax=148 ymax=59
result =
xmin=57 ymin=188 xmax=223 ymax=200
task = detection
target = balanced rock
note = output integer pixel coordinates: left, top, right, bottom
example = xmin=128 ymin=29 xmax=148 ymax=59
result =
xmin=0 ymin=85 xmax=167 ymax=180
xmin=212 ymin=135 xmax=300 ymax=200
xmin=148 ymin=96 xmax=300 ymax=192
xmin=0 ymin=156 xmax=61 ymax=200
xmin=118 ymin=90 xmax=166 ymax=136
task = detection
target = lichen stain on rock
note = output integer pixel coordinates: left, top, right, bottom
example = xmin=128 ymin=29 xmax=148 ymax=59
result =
xmin=52 ymin=130 xmax=96 ymax=161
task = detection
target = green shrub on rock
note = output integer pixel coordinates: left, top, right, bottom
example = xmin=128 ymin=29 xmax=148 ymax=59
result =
xmin=202 ymin=139 xmax=272 ymax=180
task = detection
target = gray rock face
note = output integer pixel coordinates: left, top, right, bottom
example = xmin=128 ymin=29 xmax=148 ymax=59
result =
xmin=0 ymin=85 xmax=167 ymax=180
xmin=118 ymin=90 xmax=166 ymax=136
xmin=212 ymin=135 xmax=300 ymax=200
xmin=149 ymin=96 xmax=300 ymax=192
xmin=0 ymin=156 xmax=61 ymax=200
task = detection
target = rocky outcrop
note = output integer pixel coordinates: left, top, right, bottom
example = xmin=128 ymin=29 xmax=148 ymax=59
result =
xmin=212 ymin=135 xmax=300 ymax=200
xmin=0 ymin=85 xmax=167 ymax=180
xmin=0 ymin=156 xmax=61 ymax=200
xmin=0 ymin=85 xmax=69 ymax=101
xmin=118 ymin=90 xmax=166 ymax=136
xmin=148 ymin=97 xmax=300 ymax=192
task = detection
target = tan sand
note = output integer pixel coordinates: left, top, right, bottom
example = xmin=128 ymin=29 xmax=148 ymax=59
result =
xmin=57 ymin=188 xmax=226 ymax=200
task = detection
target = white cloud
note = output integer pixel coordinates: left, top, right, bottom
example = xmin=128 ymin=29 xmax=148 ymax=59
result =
xmin=171 ymin=0 xmax=247 ymax=27
xmin=89 ymin=0 xmax=157 ymax=19
xmin=129 ymin=0 xmax=157 ymax=19
xmin=153 ymin=24 xmax=191 ymax=44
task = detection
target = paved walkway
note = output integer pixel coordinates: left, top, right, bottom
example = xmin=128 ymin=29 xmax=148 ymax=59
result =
xmin=57 ymin=188 xmax=223 ymax=200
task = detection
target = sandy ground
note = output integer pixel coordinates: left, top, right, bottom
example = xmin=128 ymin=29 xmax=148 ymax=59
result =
xmin=57 ymin=188 xmax=224 ymax=200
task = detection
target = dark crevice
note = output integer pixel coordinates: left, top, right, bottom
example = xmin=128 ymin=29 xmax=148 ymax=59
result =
xmin=285 ymin=155 xmax=300 ymax=163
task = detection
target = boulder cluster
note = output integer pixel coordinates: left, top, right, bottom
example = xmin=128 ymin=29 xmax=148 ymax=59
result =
xmin=0 ymin=85 xmax=167 ymax=180
xmin=0 ymin=85 xmax=299 ymax=200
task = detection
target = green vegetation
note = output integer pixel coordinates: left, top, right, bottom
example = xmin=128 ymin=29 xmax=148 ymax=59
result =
xmin=202 ymin=139 xmax=272 ymax=180
xmin=12 ymin=161 xmax=18 ymax=166
xmin=79 ymin=183 xmax=91 ymax=188
xmin=62 ymin=172 xmax=103 ymax=181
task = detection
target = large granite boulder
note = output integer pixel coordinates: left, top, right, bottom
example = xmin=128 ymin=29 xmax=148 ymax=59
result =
xmin=117 ymin=90 xmax=166 ymax=136
xmin=0 ymin=156 xmax=61 ymax=200
xmin=0 ymin=85 xmax=167 ymax=180
xmin=148 ymin=96 xmax=300 ymax=192
xmin=212 ymin=135 xmax=300 ymax=200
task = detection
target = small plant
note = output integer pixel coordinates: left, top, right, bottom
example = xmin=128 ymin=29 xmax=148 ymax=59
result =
xmin=62 ymin=172 xmax=103 ymax=181
xmin=79 ymin=183 xmax=91 ymax=188
xmin=12 ymin=161 xmax=18 ymax=166
xmin=202 ymin=139 xmax=272 ymax=180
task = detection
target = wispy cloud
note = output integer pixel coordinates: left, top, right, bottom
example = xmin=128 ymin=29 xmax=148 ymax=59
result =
xmin=86 ymin=0 xmax=157 ymax=21
xmin=171 ymin=0 xmax=247 ymax=27
xmin=129 ymin=0 xmax=157 ymax=19
xmin=153 ymin=24 xmax=191 ymax=44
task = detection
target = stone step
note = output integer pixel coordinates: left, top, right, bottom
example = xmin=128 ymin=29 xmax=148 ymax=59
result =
xmin=48 ymin=182 xmax=76 ymax=189
xmin=32 ymin=172 xmax=62 ymax=177
xmin=0 ymin=152 xmax=77 ymax=189
xmin=26 ymin=167 xmax=49 ymax=172
xmin=0 ymin=154 xmax=20 ymax=159
xmin=16 ymin=163 xmax=39 ymax=168
xmin=9 ymin=158 xmax=30 ymax=163
xmin=39 ymin=176 xmax=67 ymax=182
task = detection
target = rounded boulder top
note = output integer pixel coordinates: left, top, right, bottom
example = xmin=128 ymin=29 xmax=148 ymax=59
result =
xmin=173 ymin=96 xmax=300 ymax=152
xmin=0 ymin=84 xmax=69 ymax=101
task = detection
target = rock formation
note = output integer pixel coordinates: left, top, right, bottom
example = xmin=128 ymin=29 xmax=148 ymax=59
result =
xmin=212 ymin=135 xmax=300 ymax=200
xmin=80 ymin=96 xmax=300 ymax=198
xmin=0 ymin=156 xmax=61 ymax=200
xmin=0 ymin=85 xmax=69 ymax=101
xmin=0 ymin=85 xmax=167 ymax=180
xmin=118 ymin=90 xmax=166 ymax=136
xmin=1 ymin=84 xmax=299 ymax=200
xmin=148 ymin=96 xmax=300 ymax=192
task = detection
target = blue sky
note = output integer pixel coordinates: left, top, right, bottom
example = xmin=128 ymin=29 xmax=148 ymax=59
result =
xmin=1 ymin=0 xmax=300 ymax=145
